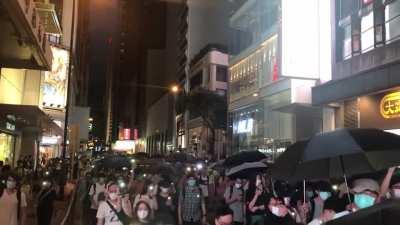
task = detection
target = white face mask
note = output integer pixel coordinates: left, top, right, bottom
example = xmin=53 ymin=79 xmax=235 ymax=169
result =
xmin=137 ymin=210 xmax=149 ymax=220
xmin=393 ymin=189 xmax=400 ymax=198
xmin=6 ymin=181 xmax=16 ymax=189
xmin=235 ymin=183 xmax=242 ymax=189
xmin=256 ymin=179 xmax=262 ymax=187
xmin=109 ymin=193 xmax=118 ymax=201
xmin=160 ymin=187 xmax=169 ymax=194
xmin=271 ymin=206 xmax=281 ymax=217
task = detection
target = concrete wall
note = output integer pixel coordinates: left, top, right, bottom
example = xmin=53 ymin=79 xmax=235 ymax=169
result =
xmin=146 ymin=93 xmax=173 ymax=136
xmin=0 ymin=68 xmax=26 ymax=104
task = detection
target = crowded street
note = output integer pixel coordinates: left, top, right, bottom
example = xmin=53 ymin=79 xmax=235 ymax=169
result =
xmin=2 ymin=131 xmax=400 ymax=225
xmin=2 ymin=0 xmax=400 ymax=224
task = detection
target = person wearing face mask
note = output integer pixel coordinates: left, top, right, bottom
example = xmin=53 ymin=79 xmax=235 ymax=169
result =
xmin=97 ymin=182 xmax=133 ymax=225
xmin=224 ymin=178 xmax=245 ymax=225
xmin=348 ymin=178 xmax=379 ymax=211
xmin=131 ymin=201 xmax=153 ymax=225
xmin=155 ymin=181 xmax=175 ymax=225
xmin=89 ymin=174 xmax=107 ymax=225
xmin=310 ymin=181 xmax=332 ymax=220
xmin=37 ymin=179 xmax=57 ymax=225
xmin=265 ymin=196 xmax=297 ymax=225
xmin=178 ymin=174 xmax=206 ymax=225
xmin=0 ymin=174 xmax=27 ymax=225
xmin=133 ymin=182 xmax=158 ymax=212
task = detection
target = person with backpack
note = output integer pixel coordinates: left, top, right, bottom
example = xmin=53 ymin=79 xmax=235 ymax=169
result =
xmin=97 ymin=181 xmax=133 ymax=225
xmin=89 ymin=174 xmax=107 ymax=225
xmin=0 ymin=174 xmax=27 ymax=225
xmin=224 ymin=178 xmax=245 ymax=225
xmin=178 ymin=173 xmax=206 ymax=225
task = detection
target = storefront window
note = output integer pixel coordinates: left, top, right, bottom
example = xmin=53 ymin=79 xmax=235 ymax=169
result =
xmin=361 ymin=10 xmax=375 ymax=53
xmin=0 ymin=133 xmax=15 ymax=164
xmin=231 ymin=105 xmax=264 ymax=153
xmin=385 ymin=0 xmax=400 ymax=43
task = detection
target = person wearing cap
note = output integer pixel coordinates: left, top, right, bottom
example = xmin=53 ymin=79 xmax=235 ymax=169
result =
xmin=349 ymin=178 xmax=380 ymax=211
xmin=311 ymin=181 xmax=333 ymax=220
xmin=380 ymin=167 xmax=400 ymax=200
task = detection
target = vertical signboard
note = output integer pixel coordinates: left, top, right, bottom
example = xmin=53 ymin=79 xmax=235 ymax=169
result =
xmin=41 ymin=46 xmax=69 ymax=108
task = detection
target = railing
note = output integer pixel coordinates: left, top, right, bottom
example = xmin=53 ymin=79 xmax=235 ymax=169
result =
xmin=16 ymin=0 xmax=53 ymax=68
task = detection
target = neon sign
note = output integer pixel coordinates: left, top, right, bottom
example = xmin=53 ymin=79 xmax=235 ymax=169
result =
xmin=380 ymin=92 xmax=400 ymax=119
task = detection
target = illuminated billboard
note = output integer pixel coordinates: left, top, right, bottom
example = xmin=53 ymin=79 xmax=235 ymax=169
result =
xmin=41 ymin=46 xmax=69 ymax=108
xmin=281 ymin=0 xmax=331 ymax=81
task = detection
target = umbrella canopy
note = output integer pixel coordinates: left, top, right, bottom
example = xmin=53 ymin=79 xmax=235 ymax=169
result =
xmin=270 ymin=137 xmax=400 ymax=181
xmin=302 ymin=128 xmax=400 ymax=174
xmin=226 ymin=161 xmax=267 ymax=179
xmin=96 ymin=155 xmax=131 ymax=169
xmin=326 ymin=200 xmax=400 ymax=225
xmin=224 ymin=151 xmax=266 ymax=168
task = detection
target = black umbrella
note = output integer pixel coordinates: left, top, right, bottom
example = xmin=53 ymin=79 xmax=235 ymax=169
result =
xmin=326 ymin=200 xmax=400 ymax=225
xmin=224 ymin=151 xmax=266 ymax=168
xmin=303 ymin=128 xmax=400 ymax=171
xmin=226 ymin=161 xmax=267 ymax=179
xmin=96 ymin=155 xmax=131 ymax=169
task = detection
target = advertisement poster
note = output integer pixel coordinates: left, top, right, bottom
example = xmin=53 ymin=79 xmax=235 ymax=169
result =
xmin=42 ymin=46 xmax=69 ymax=108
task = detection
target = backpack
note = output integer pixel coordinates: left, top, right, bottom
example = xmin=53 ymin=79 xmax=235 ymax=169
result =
xmin=0 ymin=187 xmax=22 ymax=221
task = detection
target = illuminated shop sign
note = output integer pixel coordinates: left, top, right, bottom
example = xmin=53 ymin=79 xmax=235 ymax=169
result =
xmin=41 ymin=136 xmax=60 ymax=145
xmin=6 ymin=122 xmax=15 ymax=131
xmin=41 ymin=46 xmax=69 ymax=108
xmin=380 ymin=92 xmax=400 ymax=119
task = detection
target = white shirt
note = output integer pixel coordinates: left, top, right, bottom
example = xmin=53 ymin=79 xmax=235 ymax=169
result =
xmin=89 ymin=183 xmax=106 ymax=209
xmin=96 ymin=201 xmax=123 ymax=225
xmin=0 ymin=190 xmax=27 ymax=225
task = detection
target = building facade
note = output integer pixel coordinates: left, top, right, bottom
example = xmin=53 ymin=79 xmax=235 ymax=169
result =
xmin=313 ymin=0 xmax=400 ymax=134
xmin=186 ymin=45 xmax=229 ymax=159
xmin=0 ymin=0 xmax=87 ymax=166
xmin=175 ymin=0 xmax=231 ymax=150
xmin=228 ymin=0 xmax=333 ymax=160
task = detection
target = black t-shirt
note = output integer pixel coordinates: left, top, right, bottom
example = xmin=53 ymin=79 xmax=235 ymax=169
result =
xmin=249 ymin=193 xmax=269 ymax=215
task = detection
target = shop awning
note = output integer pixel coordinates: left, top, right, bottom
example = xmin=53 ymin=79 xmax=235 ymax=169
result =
xmin=312 ymin=63 xmax=400 ymax=105
xmin=0 ymin=104 xmax=63 ymax=136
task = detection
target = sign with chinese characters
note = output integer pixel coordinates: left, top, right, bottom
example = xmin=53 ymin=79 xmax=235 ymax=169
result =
xmin=41 ymin=46 xmax=69 ymax=108
xmin=380 ymin=92 xmax=400 ymax=119
xmin=359 ymin=90 xmax=400 ymax=130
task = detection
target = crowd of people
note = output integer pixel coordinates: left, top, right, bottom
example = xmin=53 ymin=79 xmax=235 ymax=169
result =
xmin=1 ymin=154 xmax=400 ymax=225
xmin=77 ymin=159 xmax=400 ymax=225
xmin=0 ymin=156 xmax=70 ymax=225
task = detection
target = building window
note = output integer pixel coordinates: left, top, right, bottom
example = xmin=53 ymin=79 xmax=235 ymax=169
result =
xmin=361 ymin=10 xmax=374 ymax=53
xmin=343 ymin=24 xmax=352 ymax=60
xmin=190 ymin=71 xmax=202 ymax=90
xmin=385 ymin=0 xmax=400 ymax=43
xmin=216 ymin=66 xmax=227 ymax=82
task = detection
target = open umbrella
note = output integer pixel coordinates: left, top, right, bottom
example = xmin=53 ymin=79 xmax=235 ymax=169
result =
xmin=224 ymin=151 xmax=266 ymax=168
xmin=326 ymin=200 xmax=400 ymax=225
xmin=226 ymin=161 xmax=267 ymax=179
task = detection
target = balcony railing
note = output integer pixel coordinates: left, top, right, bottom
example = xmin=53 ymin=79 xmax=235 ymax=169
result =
xmin=17 ymin=0 xmax=53 ymax=69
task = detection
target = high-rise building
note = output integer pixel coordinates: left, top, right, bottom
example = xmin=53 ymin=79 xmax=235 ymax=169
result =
xmin=313 ymin=0 xmax=400 ymax=134
xmin=227 ymin=0 xmax=332 ymax=159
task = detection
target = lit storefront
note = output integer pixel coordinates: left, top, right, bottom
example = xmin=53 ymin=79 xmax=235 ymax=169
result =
xmin=0 ymin=132 xmax=15 ymax=164
xmin=359 ymin=89 xmax=400 ymax=133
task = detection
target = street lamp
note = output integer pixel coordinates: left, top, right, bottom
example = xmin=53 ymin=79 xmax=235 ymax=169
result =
xmin=171 ymin=85 xmax=179 ymax=93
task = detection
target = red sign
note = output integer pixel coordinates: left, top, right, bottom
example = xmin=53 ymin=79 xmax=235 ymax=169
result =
xmin=133 ymin=129 xmax=138 ymax=140
xmin=123 ymin=128 xmax=131 ymax=140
